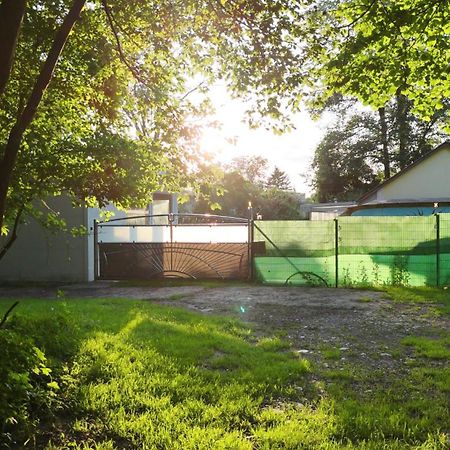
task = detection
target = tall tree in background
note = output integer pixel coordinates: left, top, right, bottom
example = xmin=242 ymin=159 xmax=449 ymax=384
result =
xmin=189 ymin=158 xmax=301 ymax=219
xmin=266 ymin=167 xmax=292 ymax=190
xmin=311 ymin=98 xmax=449 ymax=202
xmin=311 ymin=112 xmax=379 ymax=202
xmin=226 ymin=156 xmax=270 ymax=187
xmin=305 ymin=0 xmax=450 ymax=202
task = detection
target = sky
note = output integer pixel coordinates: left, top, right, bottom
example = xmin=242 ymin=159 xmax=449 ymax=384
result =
xmin=198 ymin=85 xmax=332 ymax=195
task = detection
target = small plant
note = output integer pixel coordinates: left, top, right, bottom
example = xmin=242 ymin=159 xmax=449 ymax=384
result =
xmin=391 ymin=255 xmax=411 ymax=286
xmin=357 ymin=263 xmax=369 ymax=286
xmin=320 ymin=346 xmax=341 ymax=360
xmin=341 ymin=268 xmax=353 ymax=287
xmin=372 ymin=263 xmax=380 ymax=286
xmin=56 ymin=289 xmax=66 ymax=299
xmin=0 ymin=330 xmax=58 ymax=448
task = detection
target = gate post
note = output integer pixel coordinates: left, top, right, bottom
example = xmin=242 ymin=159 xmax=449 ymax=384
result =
xmin=248 ymin=204 xmax=254 ymax=281
xmin=436 ymin=213 xmax=440 ymax=287
xmin=93 ymin=219 xmax=99 ymax=280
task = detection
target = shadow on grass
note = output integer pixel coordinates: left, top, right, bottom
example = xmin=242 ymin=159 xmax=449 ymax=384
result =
xmin=1 ymin=298 xmax=449 ymax=449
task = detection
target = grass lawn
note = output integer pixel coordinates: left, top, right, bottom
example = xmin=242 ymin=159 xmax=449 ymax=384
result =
xmin=0 ymin=287 xmax=449 ymax=449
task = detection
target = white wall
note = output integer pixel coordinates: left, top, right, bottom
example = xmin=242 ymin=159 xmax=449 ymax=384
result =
xmin=370 ymin=145 xmax=450 ymax=202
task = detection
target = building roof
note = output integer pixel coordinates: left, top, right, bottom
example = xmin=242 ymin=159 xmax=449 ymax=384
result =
xmin=358 ymin=140 xmax=450 ymax=203
xmin=344 ymin=199 xmax=450 ymax=216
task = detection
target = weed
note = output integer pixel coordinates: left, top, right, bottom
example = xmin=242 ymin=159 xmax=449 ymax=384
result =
xmin=320 ymin=346 xmax=342 ymax=360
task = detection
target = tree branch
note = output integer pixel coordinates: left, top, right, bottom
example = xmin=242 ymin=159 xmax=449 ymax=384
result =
xmin=101 ymin=0 xmax=149 ymax=86
xmin=0 ymin=205 xmax=23 ymax=261
xmin=0 ymin=0 xmax=86 ymax=232
xmin=0 ymin=301 xmax=19 ymax=329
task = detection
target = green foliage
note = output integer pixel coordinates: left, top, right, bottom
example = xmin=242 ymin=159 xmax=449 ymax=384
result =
xmin=1 ymin=0 xmax=312 ymax=239
xmin=188 ymin=158 xmax=302 ymax=219
xmin=306 ymin=0 xmax=450 ymax=124
xmin=0 ymin=330 xmax=57 ymax=448
xmin=311 ymin=112 xmax=380 ymax=201
xmin=266 ymin=166 xmax=293 ymax=190
xmin=310 ymin=99 xmax=449 ymax=202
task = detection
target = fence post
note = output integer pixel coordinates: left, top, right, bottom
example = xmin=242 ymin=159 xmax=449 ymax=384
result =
xmin=436 ymin=214 xmax=440 ymax=287
xmin=334 ymin=218 xmax=339 ymax=288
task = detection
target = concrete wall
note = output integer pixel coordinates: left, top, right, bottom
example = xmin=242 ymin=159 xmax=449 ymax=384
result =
xmin=371 ymin=145 xmax=450 ymax=202
xmin=0 ymin=197 xmax=88 ymax=282
xmin=0 ymin=193 xmax=179 ymax=282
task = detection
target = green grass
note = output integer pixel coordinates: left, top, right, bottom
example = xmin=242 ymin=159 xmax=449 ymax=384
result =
xmin=402 ymin=335 xmax=450 ymax=359
xmin=320 ymin=346 xmax=342 ymax=360
xmin=383 ymin=286 xmax=450 ymax=315
xmin=1 ymin=295 xmax=449 ymax=449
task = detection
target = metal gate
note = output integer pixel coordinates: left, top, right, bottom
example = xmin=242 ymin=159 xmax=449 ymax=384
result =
xmin=94 ymin=213 xmax=253 ymax=280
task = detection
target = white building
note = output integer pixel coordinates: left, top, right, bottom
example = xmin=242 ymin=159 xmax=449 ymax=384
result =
xmin=346 ymin=141 xmax=450 ymax=216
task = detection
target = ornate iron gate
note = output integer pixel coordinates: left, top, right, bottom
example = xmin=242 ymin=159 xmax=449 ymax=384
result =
xmin=94 ymin=214 xmax=253 ymax=280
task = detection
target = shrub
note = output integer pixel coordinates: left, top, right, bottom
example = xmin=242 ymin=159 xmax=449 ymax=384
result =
xmin=0 ymin=313 xmax=78 ymax=448
xmin=0 ymin=329 xmax=58 ymax=448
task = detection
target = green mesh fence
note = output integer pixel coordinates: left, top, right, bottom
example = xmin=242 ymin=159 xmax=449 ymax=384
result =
xmin=253 ymin=215 xmax=450 ymax=287
xmin=253 ymin=221 xmax=335 ymax=286
xmin=440 ymin=215 xmax=450 ymax=286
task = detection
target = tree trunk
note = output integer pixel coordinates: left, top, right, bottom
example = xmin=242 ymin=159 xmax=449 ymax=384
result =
xmin=378 ymin=106 xmax=391 ymax=179
xmin=0 ymin=0 xmax=86 ymax=233
xmin=0 ymin=0 xmax=26 ymax=97
xmin=396 ymin=92 xmax=411 ymax=170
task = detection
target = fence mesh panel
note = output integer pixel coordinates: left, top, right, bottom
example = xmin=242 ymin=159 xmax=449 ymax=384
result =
xmin=253 ymin=220 xmax=335 ymax=286
xmin=253 ymin=215 xmax=448 ymax=287
xmin=440 ymin=215 xmax=450 ymax=285
xmin=338 ymin=216 xmax=436 ymax=287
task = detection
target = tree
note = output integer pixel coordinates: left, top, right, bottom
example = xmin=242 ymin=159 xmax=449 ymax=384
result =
xmin=266 ymin=167 xmax=292 ymax=190
xmin=306 ymin=0 xmax=450 ymax=124
xmin=226 ymin=156 xmax=270 ymax=187
xmin=311 ymin=98 xmax=449 ymax=202
xmin=188 ymin=159 xmax=302 ymax=220
xmin=0 ymin=0 xmax=310 ymax=249
xmin=311 ymin=114 xmax=379 ymax=202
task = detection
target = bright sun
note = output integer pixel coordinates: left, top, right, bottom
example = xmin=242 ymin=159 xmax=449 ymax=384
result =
xmin=197 ymin=85 xmax=329 ymax=195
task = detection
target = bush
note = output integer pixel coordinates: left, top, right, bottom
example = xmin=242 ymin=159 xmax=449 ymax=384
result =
xmin=0 ymin=312 xmax=79 ymax=448
xmin=0 ymin=329 xmax=58 ymax=448
xmin=7 ymin=313 xmax=80 ymax=361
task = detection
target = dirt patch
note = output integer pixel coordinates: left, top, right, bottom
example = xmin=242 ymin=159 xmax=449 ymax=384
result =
xmin=156 ymin=286 xmax=449 ymax=379
xmin=1 ymin=282 xmax=448 ymax=381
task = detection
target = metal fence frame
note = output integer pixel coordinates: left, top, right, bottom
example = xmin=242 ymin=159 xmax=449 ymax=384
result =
xmin=94 ymin=213 xmax=253 ymax=280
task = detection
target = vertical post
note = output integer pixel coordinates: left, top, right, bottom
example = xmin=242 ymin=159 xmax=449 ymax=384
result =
xmin=169 ymin=213 xmax=174 ymax=272
xmin=334 ymin=218 xmax=339 ymax=288
xmin=248 ymin=202 xmax=254 ymax=281
xmin=436 ymin=213 xmax=440 ymax=287
xmin=93 ymin=219 xmax=99 ymax=280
